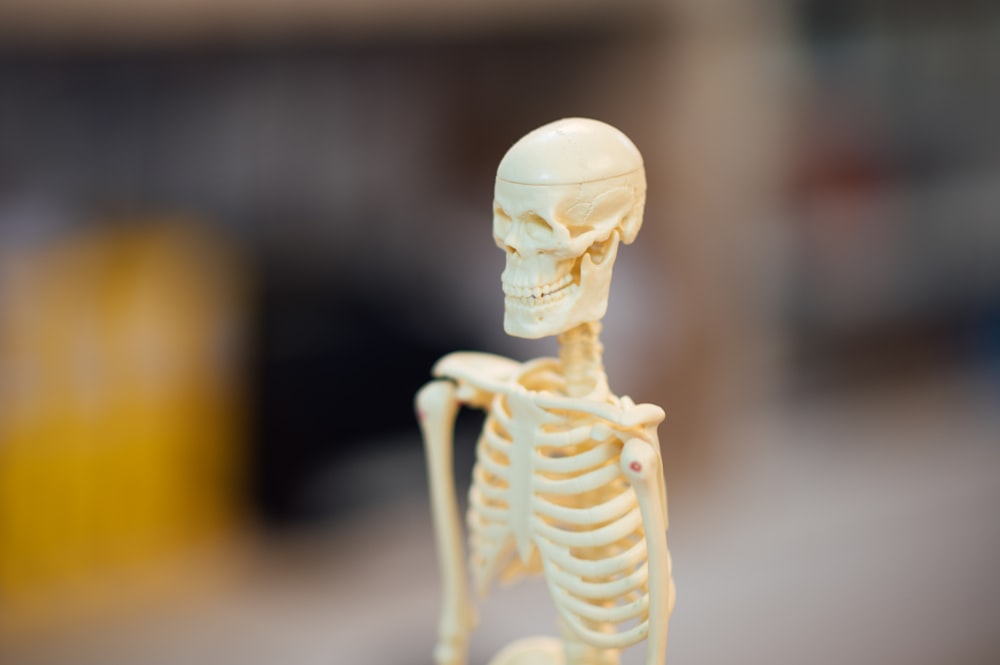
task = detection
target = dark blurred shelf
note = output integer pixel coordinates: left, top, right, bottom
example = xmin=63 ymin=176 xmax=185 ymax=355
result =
xmin=0 ymin=0 xmax=662 ymax=48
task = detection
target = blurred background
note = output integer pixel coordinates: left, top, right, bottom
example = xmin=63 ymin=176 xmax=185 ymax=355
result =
xmin=0 ymin=0 xmax=999 ymax=663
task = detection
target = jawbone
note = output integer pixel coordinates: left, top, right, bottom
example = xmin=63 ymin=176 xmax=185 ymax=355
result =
xmin=503 ymin=239 xmax=619 ymax=339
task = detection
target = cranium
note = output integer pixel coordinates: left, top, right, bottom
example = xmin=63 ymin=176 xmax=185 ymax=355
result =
xmin=493 ymin=118 xmax=646 ymax=339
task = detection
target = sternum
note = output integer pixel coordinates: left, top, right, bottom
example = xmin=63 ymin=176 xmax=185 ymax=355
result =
xmin=505 ymin=390 xmax=548 ymax=563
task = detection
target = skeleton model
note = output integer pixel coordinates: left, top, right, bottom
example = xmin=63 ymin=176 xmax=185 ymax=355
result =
xmin=417 ymin=118 xmax=675 ymax=665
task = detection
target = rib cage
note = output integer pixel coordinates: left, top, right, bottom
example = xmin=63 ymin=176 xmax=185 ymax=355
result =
xmin=467 ymin=386 xmax=652 ymax=651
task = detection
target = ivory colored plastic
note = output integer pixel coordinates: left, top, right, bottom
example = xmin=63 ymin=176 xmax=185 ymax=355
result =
xmin=417 ymin=118 xmax=675 ymax=665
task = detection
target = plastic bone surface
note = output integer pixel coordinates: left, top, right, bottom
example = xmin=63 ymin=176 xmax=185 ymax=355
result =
xmin=417 ymin=119 xmax=674 ymax=665
xmin=493 ymin=118 xmax=646 ymax=340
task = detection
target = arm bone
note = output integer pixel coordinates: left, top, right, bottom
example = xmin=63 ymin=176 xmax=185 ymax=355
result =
xmin=416 ymin=380 xmax=475 ymax=665
xmin=621 ymin=437 xmax=676 ymax=665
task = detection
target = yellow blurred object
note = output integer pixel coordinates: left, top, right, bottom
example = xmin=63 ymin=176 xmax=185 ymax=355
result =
xmin=0 ymin=222 xmax=246 ymax=632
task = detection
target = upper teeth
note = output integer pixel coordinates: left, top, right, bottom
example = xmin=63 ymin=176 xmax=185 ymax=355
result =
xmin=502 ymin=273 xmax=573 ymax=299
xmin=503 ymin=274 xmax=576 ymax=306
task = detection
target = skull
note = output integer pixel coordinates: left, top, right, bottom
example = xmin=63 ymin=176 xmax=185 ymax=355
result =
xmin=493 ymin=118 xmax=646 ymax=339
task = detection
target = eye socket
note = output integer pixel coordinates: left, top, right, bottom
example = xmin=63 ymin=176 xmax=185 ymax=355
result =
xmin=493 ymin=205 xmax=512 ymax=248
xmin=522 ymin=213 xmax=553 ymax=241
